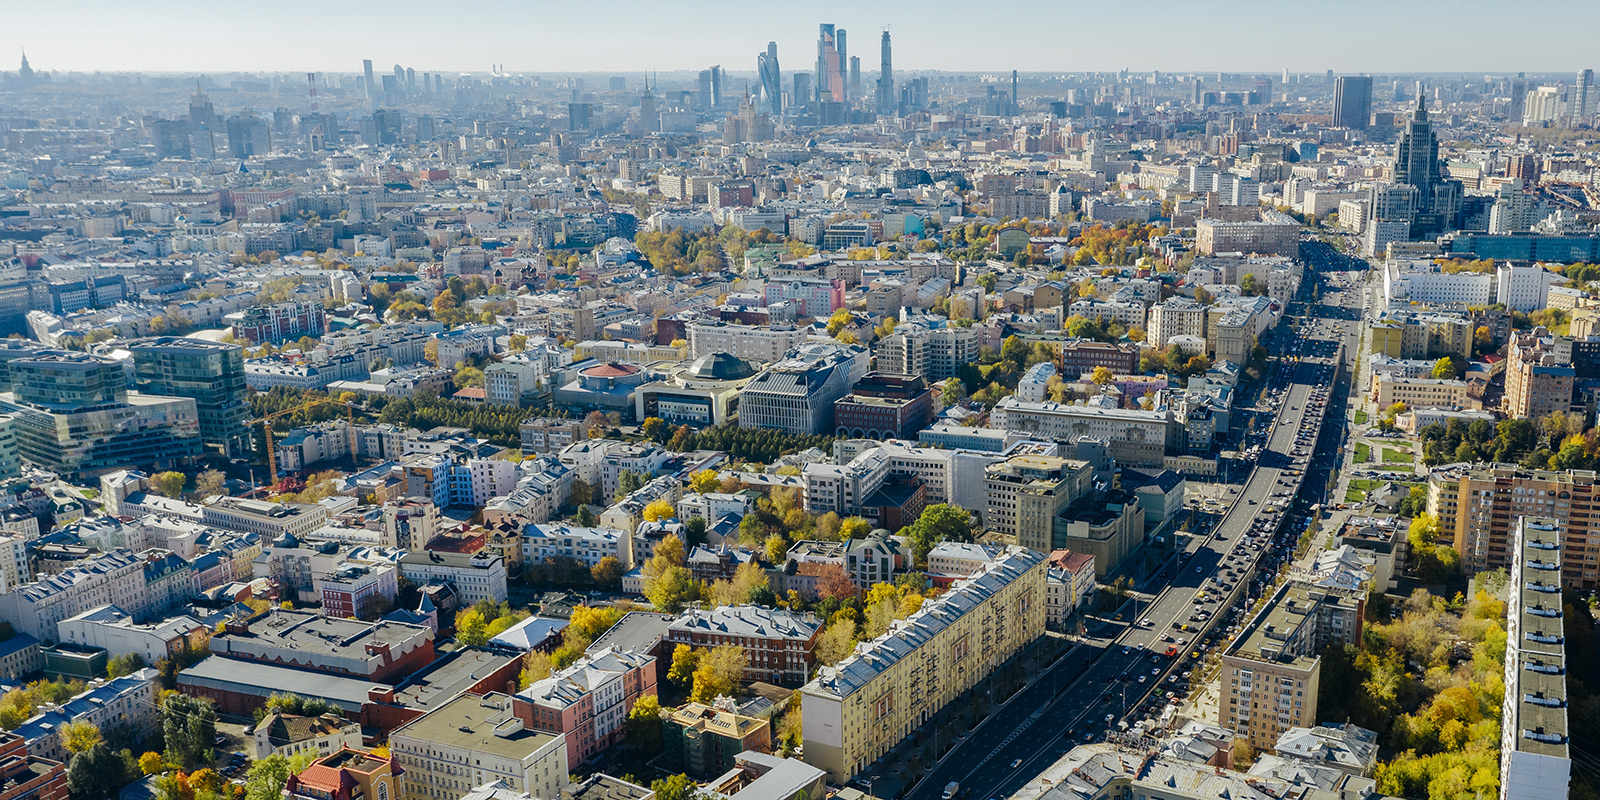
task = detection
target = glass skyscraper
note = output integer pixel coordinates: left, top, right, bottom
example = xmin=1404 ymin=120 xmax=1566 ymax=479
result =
xmin=129 ymin=337 xmax=250 ymax=458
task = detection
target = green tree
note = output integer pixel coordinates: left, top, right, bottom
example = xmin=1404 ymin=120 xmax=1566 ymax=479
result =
xmin=900 ymin=504 xmax=975 ymax=564
xmin=161 ymin=693 xmax=217 ymax=769
xmin=66 ymin=743 xmax=127 ymax=800
xmin=625 ymin=694 xmax=663 ymax=753
xmin=245 ymin=753 xmax=313 ymax=800
xmin=107 ymin=652 xmax=146 ymax=679
xmin=650 ymin=774 xmax=700 ymax=800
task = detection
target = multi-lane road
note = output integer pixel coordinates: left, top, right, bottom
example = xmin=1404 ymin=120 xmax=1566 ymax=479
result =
xmin=906 ymin=252 xmax=1368 ymax=800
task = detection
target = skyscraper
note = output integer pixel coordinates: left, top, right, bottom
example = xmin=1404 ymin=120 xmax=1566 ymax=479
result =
xmin=710 ymin=65 xmax=723 ymax=109
xmin=362 ymin=59 xmax=375 ymax=99
xmin=1392 ymin=90 xmax=1462 ymax=238
xmin=849 ymin=56 xmax=861 ymax=104
xmin=1575 ymin=69 xmax=1593 ymax=121
xmin=129 ymin=337 xmax=249 ymax=458
xmin=875 ymin=31 xmax=894 ymax=116
xmin=1332 ymin=75 xmax=1372 ymax=129
xmin=758 ymin=42 xmax=783 ymax=115
xmin=816 ymin=24 xmax=845 ymax=103
xmin=836 ymin=28 xmax=849 ymax=102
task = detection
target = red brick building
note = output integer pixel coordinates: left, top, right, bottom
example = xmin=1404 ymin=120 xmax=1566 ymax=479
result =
xmin=834 ymin=373 xmax=934 ymax=439
xmin=1059 ymin=340 xmax=1140 ymax=376
xmin=0 ymin=732 xmax=66 ymax=800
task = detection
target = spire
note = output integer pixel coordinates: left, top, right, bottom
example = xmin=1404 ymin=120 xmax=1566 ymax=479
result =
xmin=1413 ymin=86 xmax=1427 ymax=121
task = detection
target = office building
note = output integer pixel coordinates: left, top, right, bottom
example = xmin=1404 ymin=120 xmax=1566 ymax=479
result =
xmin=816 ymin=24 xmax=845 ymax=103
xmin=876 ymin=32 xmax=894 ymax=115
xmin=1391 ymin=93 xmax=1463 ymax=238
xmin=398 ymin=551 xmax=508 ymax=606
xmin=129 ymin=337 xmax=250 ymax=458
xmin=1195 ymin=213 xmax=1301 ymax=256
xmin=738 ymin=345 xmax=868 ymax=435
xmin=0 ymin=352 xmax=202 ymax=476
xmin=758 ymin=43 xmax=782 ymax=115
xmin=876 ymin=321 xmax=981 ymax=382
xmin=799 ymin=547 xmax=1046 ymax=782
xmin=1332 ymin=76 xmax=1372 ymax=129
xmin=991 ymin=398 xmax=1172 ymax=468
xmin=983 ymin=455 xmax=1094 ymax=551
xmin=1499 ymin=517 xmax=1571 ymax=800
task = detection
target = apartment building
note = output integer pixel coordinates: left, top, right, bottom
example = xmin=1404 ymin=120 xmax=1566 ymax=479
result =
xmin=389 ymin=693 xmax=568 ymax=800
xmin=202 ymin=497 xmax=328 ymax=539
xmin=1427 ymin=463 xmax=1600 ymax=589
xmin=515 ymin=648 xmax=657 ymax=769
xmin=519 ymin=418 xmax=588 ymax=454
xmin=1505 ymin=328 xmax=1576 ymax=419
xmin=1195 ymin=212 xmax=1301 ymax=256
xmin=876 ymin=321 xmax=980 ymax=381
xmin=662 ymin=700 xmax=772 ymax=780
xmin=1220 ymin=582 xmax=1362 ymax=749
xmin=0 ymin=550 xmax=149 ymax=641
xmin=1499 ymin=517 xmax=1571 ymax=800
xmin=799 ymin=547 xmax=1046 ymax=782
xmin=522 ymin=524 xmax=634 ymax=570
xmin=665 ymin=606 xmax=820 ymax=686
xmin=686 ymin=322 xmax=807 ymax=364
xmin=1148 ymin=300 xmax=1208 ymax=348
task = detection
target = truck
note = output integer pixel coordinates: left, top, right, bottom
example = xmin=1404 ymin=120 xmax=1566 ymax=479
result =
xmin=942 ymin=783 xmax=960 ymax=800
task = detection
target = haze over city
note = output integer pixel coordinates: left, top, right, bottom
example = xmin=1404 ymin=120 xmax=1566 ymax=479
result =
xmin=0 ymin=7 xmax=1598 ymax=800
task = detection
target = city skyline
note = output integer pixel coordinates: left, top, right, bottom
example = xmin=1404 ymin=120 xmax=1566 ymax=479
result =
xmin=6 ymin=0 xmax=1600 ymax=76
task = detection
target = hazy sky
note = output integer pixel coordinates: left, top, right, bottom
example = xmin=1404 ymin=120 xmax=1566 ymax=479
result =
xmin=6 ymin=0 xmax=1598 ymax=77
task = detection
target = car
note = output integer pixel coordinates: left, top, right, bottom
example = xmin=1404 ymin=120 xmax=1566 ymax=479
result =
xmin=1010 ymin=759 xmax=1023 ymax=769
xmin=1137 ymin=675 xmax=1147 ymax=683
xmin=1105 ymin=714 xmax=1115 ymax=722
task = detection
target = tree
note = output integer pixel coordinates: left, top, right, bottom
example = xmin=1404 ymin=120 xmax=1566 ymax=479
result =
xmin=139 ymin=751 xmax=165 ymax=775
xmin=815 ymin=620 xmax=859 ymax=666
xmin=107 ymin=652 xmax=146 ymax=678
xmin=691 ymin=645 xmax=747 ymax=703
xmin=688 ymin=470 xmax=721 ymax=494
xmin=67 ymin=743 xmax=127 ymax=800
xmin=650 ymin=774 xmax=700 ymax=800
xmin=192 ymin=470 xmax=227 ymax=499
xmin=765 ymin=534 xmax=790 ymax=563
xmin=1231 ymin=738 xmax=1256 ymax=767
xmin=668 ymin=644 xmax=700 ymax=686
xmin=62 ymin=720 xmax=102 ymax=754
xmin=520 ymin=651 xmax=555 ymax=689
xmin=643 ymin=499 xmax=677 ymax=522
xmin=453 ymin=364 xmax=484 ymax=389
xmin=901 ymin=504 xmax=975 ymax=564
xmin=1431 ymin=356 xmax=1460 ymax=379
xmin=569 ymin=479 xmax=593 ymax=508
xmin=152 ymin=471 xmax=187 ymax=498
xmin=245 ymin=753 xmax=313 ymax=800
xmin=1090 ymin=366 xmax=1114 ymax=386
xmin=814 ymin=512 xmax=842 ymax=541
xmin=162 ymin=694 xmax=217 ymax=769
xmin=811 ymin=563 xmax=858 ymax=602
xmin=591 ymin=556 xmax=624 ymax=589
xmin=455 ymin=609 xmax=489 ymax=646
xmin=508 ymin=334 xmax=528 ymax=352
xmin=839 ymin=516 xmax=873 ymax=540
xmin=625 ymin=694 xmax=663 ymax=753
xmin=422 ymin=340 xmax=439 ymax=365
xmin=190 ymin=768 xmax=226 ymax=797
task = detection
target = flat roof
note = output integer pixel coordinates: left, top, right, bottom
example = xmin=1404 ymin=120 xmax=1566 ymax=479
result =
xmin=177 ymin=656 xmax=382 ymax=710
xmin=392 ymin=692 xmax=560 ymax=760
xmin=393 ymin=647 xmax=519 ymax=710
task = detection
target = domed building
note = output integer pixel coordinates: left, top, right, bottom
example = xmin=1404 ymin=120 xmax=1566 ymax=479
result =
xmin=633 ymin=352 xmax=757 ymax=427
xmin=553 ymin=362 xmax=649 ymax=420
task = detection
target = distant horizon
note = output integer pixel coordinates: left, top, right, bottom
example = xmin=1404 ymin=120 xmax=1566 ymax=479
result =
xmin=4 ymin=0 xmax=1598 ymax=77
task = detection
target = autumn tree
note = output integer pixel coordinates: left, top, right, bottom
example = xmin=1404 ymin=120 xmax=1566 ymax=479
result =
xmin=625 ymin=694 xmax=663 ymax=753
xmin=691 ymin=645 xmax=747 ymax=703
xmin=455 ymin=609 xmax=489 ymax=646
xmin=61 ymin=720 xmax=102 ymax=754
xmin=643 ymin=499 xmax=677 ymax=523
xmin=591 ymin=556 xmax=624 ymax=589
xmin=815 ymin=563 xmax=859 ymax=601
xmin=152 ymin=471 xmax=187 ymax=498
xmin=814 ymin=620 xmax=859 ymax=666
xmin=668 ymin=644 xmax=700 ymax=687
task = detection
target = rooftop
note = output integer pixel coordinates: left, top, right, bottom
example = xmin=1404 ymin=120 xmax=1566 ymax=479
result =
xmin=391 ymin=692 xmax=561 ymax=761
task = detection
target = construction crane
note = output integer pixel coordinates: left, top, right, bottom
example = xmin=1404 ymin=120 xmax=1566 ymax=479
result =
xmin=253 ymin=396 xmax=356 ymax=480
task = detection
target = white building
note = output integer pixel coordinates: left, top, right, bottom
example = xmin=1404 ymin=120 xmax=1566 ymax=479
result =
xmin=398 ymin=551 xmax=508 ymax=606
xmin=56 ymin=604 xmax=208 ymax=666
xmin=522 ymin=524 xmax=634 ymax=570
xmin=0 ymin=549 xmax=150 ymax=641
xmin=1496 ymin=264 xmax=1563 ymax=313
xmin=389 ymin=692 xmax=569 ymax=800
xmin=687 ymin=322 xmax=807 ymax=364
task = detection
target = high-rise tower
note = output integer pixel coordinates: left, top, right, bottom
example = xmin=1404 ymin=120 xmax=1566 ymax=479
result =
xmin=1332 ymin=75 xmax=1372 ymax=129
xmin=758 ymin=42 xmax=783 ymax=115
xmin=362 ymin=59 xmax=375 ymax=99
xmin=1575 ymin=69 xmax=1594 ymax=121
xmin=1392 ymin=90 xmax=1462 ymax=238
xmin=816 ymin=24 xmax=845 ymax=103
xmin=875 ymin=31 xmax=894 ymax=115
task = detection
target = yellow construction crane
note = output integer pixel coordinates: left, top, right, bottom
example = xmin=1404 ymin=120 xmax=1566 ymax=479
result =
xmin=254 ymin=396 xmax=356 ymax=479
